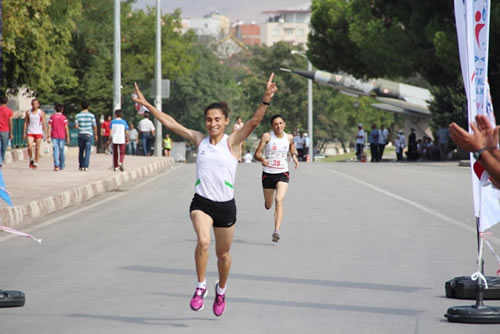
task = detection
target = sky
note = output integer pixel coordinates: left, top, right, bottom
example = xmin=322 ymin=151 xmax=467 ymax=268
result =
xmin=133 ymin=0 xmax=310 ymax=23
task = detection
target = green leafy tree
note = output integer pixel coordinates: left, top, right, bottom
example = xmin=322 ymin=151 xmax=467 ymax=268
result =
xmin=162 ymin=41 xmax=242 ymax=138
xmin=1 ymin=0 xmax=81 ymax=95
xmin=238 ymin=42 xmax=395 ymax=152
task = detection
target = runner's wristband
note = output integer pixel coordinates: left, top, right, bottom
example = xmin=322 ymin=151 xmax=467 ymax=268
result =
xmin=262 ymin=101 xmax=270 ymax=106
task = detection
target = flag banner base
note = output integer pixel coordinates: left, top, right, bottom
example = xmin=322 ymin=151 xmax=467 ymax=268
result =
xmin=0 ymin=290 xmax=25 ymax=308
xmin=446 ymin=276 xmax=500 ymax=300
xmin=445 ymin=305 xmax=500 ymax=324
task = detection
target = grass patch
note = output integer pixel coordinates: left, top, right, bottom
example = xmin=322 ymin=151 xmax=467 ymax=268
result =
xmin=318 ymin=146 xmax=396 ymax=162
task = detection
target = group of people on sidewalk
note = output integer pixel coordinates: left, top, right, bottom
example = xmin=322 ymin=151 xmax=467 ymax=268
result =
xmin=0 ymin=96 xmax=173 ymax=172
xmin=355 ymin=123 xmax=452 ymax=162
xmin=355 ymin=123 xmax=390 ymax=162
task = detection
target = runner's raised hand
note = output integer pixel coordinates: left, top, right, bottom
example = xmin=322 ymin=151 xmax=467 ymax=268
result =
xmin=263 ymin=73 xmax=278 ymax=103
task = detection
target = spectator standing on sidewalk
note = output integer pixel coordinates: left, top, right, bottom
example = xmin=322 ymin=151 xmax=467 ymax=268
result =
xmin=395 ymin=130 xmax=406 ymax=161
xmin=47 ymin=104 xmax=70 ymax=171
xmin=163 ymin=133 xmax=172 ymax=157
xmin=378 ymin=124 xmax=389 ymax=161
xmin=23 ymin=98 xmax=46 ymax=169
xmin=407 ymin=128 xmax=418 ymax=161
xmin=436 ymin=123 xmax=449 ymax=161
xmin=369 ymin=123 xmax=379 ymax=162
xmin=0 ymin=96 xmax=13 ymax=168
xmin=294 ymin=132 xmax=305 ymax=161
xmin=138 ymin=112 xmax=155 ymax=156
xmin=75 ymin=101 xmax=97 ymax=171
xmin=109 ymin=110 xmax=129 ymax=171
xmin=355 ymin=124 xmax=365 ymax=161
xmin=101 ymin=115 xmax=112 ymax=154
xmin=128 ymin=123 xmax=138 ymax=155
xmin=303 ymin=132 xmax=310 ymax=161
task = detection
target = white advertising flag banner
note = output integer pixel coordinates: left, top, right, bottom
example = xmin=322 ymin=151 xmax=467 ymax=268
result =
xmin=454 ymin=0 xmax=500 ymax=232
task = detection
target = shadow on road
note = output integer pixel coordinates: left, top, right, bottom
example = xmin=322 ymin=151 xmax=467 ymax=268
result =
xmin=158 ymin=292 xmax=423 ymax=317
xmin=121 ymin=266 xmax=428 ymax=293
xmin=66 ymin=313 xmax=216 ymax=327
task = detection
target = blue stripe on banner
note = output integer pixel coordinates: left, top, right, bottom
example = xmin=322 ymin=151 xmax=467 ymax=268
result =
xmin=0 ymin=169 xmax=13 ymax=207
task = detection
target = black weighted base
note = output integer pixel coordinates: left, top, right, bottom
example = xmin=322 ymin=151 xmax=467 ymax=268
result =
xmin=446 ymin=276 xmax=500 ymax=300
xmin=0 ymin=290 xmax=25 ymax=308
xmin=445 ymin=305 xmax=500 ymax=324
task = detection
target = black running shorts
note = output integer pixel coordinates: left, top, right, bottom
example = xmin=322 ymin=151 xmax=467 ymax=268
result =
xmin=262 ymin=171 xmax=290 ymax=189
xmin=189 ymin=193 xmax=237 ymax=228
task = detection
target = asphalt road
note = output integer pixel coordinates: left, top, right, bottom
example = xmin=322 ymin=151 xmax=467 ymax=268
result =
xmin=1 ymin=161 xmax=499 ymax=333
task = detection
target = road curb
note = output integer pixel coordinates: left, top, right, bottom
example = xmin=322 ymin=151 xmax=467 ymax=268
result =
xmin=0 ymin=157 xmax=175 ymax=228
xmin=4 ymin=148 xmax=30 ymax=164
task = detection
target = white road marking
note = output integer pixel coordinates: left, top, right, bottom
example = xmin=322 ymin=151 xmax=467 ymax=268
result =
xmin=317 ymin=165 xmax=500 ymax=245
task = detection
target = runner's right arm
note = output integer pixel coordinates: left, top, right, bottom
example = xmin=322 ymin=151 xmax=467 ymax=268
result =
xmin=132 ymin=83 xmax=204 ymax=147
xmin=254 ymin=132 xmax=271 ymax=167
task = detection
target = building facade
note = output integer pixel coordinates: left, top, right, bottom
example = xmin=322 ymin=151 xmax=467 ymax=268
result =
xmin=260 ymin=7 xmax=311 ymax=47
xmin=233 ymin=23 xmax=260 ymax=46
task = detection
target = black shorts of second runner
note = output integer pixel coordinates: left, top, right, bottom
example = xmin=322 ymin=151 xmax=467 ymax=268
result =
xmin=262 ymin=171 xmax=290 ymax=189
xmin=189 ymin=193 xmax=237 ymax=228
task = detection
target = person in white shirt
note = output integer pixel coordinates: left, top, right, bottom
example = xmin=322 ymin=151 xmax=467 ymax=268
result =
xmin=137 ymin=113 xmax=155 ymax=156
xmin=132 ymin=73 xmax=278 ymax=317
xmin=23 ymin=98 xmax=47 ymax=168
xmin=254 ymin=114 xmax=299 ymax=243
xmin=355 ymin=123 xmax=365 ymax=161
xmin=294 ymin=131 xmax=305 ymax=161
xmin=243 ymin=151 xmax=253 ymax=163
xmin=395 ymin=130 xmax=406 ymax=161
xmin=378 ymin=124 xmax=390 ymax=161
xmin=127 ymin=123 xmax=139 ymax=155
xmin=303 ymin=132 xmax=311 ymax=161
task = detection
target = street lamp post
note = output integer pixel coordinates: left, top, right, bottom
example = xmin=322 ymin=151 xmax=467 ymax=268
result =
xmin=291 ymin=50 xmax=313 ymax=162
xmin=154 ymin=0 xmax=162 ymax=157
xmin=113 ymin=0 xmax=121 ymax=111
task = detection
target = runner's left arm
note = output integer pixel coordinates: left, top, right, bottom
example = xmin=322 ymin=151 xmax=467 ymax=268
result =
xmin=289 ymin=134 xmax=299 ymax=169
xmin=229 ymin=73 xmax=277 ymax=150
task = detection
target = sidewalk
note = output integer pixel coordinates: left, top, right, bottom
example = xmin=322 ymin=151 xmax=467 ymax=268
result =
xmin=0 ymin=147 xmax=175 ymax=228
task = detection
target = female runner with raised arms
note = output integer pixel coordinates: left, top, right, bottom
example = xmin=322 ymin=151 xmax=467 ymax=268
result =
xmin=132 ymin=73 xmax=277 ymax=317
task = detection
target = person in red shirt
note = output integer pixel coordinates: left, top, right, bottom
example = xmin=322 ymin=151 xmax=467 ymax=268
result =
xmin=48 ymin=104 xmax=70 ymax=171
xmin=0 ymin=96 xmax=13 ymax=168
xmin=101 ymin=115 xmax=112 ymax=154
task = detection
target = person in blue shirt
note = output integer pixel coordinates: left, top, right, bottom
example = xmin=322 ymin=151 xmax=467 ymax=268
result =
xmin=368 ymin=123 xmax=379 ymax=162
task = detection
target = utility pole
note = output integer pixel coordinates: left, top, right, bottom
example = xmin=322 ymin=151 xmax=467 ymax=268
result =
xmin=154 ymin=0 xmax=162 ymax=157
xmin=307 ymin=59 xmax=313 ymax=161
xmin=113 ymin=0 xmax=121 ymax=111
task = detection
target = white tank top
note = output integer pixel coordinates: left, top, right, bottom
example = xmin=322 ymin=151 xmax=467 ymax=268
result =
xmin=195 ymin=134 xmax=238 ymax=202
xmin=263 ymin=131 xmax=290 ymax=174
xmin=27 ymin=109 xmax=43 ymax=134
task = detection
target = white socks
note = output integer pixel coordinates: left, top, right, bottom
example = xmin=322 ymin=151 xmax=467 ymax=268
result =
xmin=196 ymin=280 xmax=226 ymax=295
xmin=196 ymin=280 xmax=207 ymax=289
xmin=216 ymin=283 xmax=226 ymax=295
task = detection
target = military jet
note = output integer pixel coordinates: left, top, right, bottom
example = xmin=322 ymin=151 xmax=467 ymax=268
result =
xmin=280 ymin=68 xmax=432 ymax=118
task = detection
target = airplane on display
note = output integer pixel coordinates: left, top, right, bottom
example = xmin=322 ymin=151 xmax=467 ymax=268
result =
xmin=280 ymin=68 xmax=433 ymax=138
